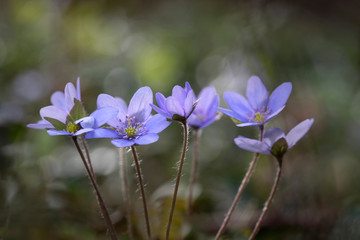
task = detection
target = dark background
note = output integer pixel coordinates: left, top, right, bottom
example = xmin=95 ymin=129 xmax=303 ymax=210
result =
xmin=0 ymin=0 xmax=359 ymax=239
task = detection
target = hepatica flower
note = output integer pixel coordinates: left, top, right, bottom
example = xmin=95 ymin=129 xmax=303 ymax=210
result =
xmin=187 ymin=86 xmax=220 ymax=129
xmin=151 ymin=82 xmax=197 ymax=122
xmin=219 ymin=76 xmax=292 ymax=127
xmin=234 ymin=119 xmax=314 ymax=158
xmin=85 ymin=86 xmax=171 ymax=147
xmin=27 ymin=78 xmax=118 ymax=136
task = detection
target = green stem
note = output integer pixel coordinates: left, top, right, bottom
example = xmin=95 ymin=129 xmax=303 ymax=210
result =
xmin=72 ymin=136 xmax=118 ymax=240
xmin=130 ymin=146 xmax=152 ymax=239
xmin=248 ymin=158 xmax=282 ymax=240
xmin=215 ymin=125 xmax=264 ymax=240
xmin=119 ymin=148 xmax=134 ymax=240
xmin=186 ymin=129 xmax=201 ymax=215
xmin=166 ymin=121 xmax=189 ymax=240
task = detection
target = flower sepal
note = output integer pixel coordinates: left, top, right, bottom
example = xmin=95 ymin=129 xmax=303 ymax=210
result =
xmin=44 ymin=117 xmax=66 ymax=131
xmin=66 ymin=99 xmax=87 ymax=123
xmin=270 ymin=137 xmax=288 ymax=159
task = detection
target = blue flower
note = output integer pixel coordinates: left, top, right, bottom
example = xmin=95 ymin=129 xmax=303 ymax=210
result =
xmin=151 ymin=82 xmax=197 ymax=122
xmin=85 ymin=86 xmax=171 ymax=147
xmin=234 ymin=119 xmax=314 ymax=158
xmin=187 ymin=86 xmax=220 ymax=129
xmin=219 ymin=76 xmax=292 ymax=127
xmin=27 ymin=78 xmax=118 ymax=136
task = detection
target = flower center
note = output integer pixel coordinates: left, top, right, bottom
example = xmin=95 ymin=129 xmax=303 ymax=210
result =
xmin=117 ymin=115 xmax=146 ymax=139
xmin=254 ymin=112 xmax=265 ymax=123
xmin=66 ymin=122 xmax=79 ymax=134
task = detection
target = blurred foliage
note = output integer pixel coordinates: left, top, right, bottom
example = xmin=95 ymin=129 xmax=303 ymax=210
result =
xmin=1 ymin=0 xmax=360 ymax=239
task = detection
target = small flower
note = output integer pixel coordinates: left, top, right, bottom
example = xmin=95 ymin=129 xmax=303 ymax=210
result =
xmin=150 ymin=82 xmax=197 ymax=122
xmin=234 ymin=119 xmax=314 ymax=158
xmin=187 ymin=86 xmax=220 ymax=129
xmin=219 ymin=76 xmax=292 ymax=127
xmin=27 ymin=78 xmax=118 ymax=136
xmin=85 ymin=86 xmax=171 ymax=147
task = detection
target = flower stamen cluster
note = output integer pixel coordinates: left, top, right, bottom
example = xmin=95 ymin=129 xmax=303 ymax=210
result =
xmin=116 ymin=115 xmax=146 ymax=139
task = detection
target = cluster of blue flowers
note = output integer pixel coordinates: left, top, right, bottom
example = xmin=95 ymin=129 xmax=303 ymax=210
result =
xmin=28 ymin=76 xmax=312 ymax=157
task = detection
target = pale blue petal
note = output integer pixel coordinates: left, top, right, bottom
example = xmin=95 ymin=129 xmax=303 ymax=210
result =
xmin=144 ymin=114 xmax=171 ymax=133
xmin=263 ymin=128 xmax=285 ymax=146
xmin=155 ymin=92 xmax=167 ymax=110
xmin=128 ymin=87 xmax=153 ymax=122
xmin=85 ymin=128 xmax=119 ymax=139
xmin=75 ymin=116 xmax=95 ymax=129
xmin=196 ymin=86 xmax=219 ymax=117
xmin=27 ymin=120 xmax=53 ymax=129
xmin=76 ymin=77 xmax=81 ymax=101
xmin=187 ymin=115 xmax=202 ymax=128
xmin=218 ymin=107 xmax=248 ymax=123
xmin=74 ymin=128 xmax=94 ymax=136
xmin=150 ymin=104 xmax=172 ymax=119
xmin=265 ymin=106 xmax=285 ymax=122
xmin=47 ymin=129 xmax=72 ymax=136
xmin=50 ymin=91 xmax=66 ymax=111
xmin=224 ymin=91 xmax=253 ymax=120
xmin=268 ymin=82 xmax=292 ymax=115
xmin=111 ymin=139 xmax=135 ymax=147
xmin=64 ymin=82 xmax=77 ymax=112
xmin=97 ymin=93 xmax=127 ymax=122
xmin=90 ymin=107 xmax=118 ymax=128
xmin=234 ymin=136 xmax=271 ymax=155
xmin=286 ymin=119 xmax=314 ymax=149
xmin=246 ymin=76 xmax=268 ymax=111
xmin=135 ymin=133 xmax=159 ymax=145
xmin=184 ymin=90 xmax=196 ymax=117
xmin=166 ymin=96 xmax=184 ymax=117
xmin=40 ymin=106 xmax=67 ymax=123
xmin=184 ymin=82 xmax=192 ymax=93
xmin=237 ymin=122 xmax=262 ymax=127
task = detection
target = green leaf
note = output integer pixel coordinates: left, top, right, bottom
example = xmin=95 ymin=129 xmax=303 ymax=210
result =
xmin=66 ymin=99 xmax=87 ymax=123
xmin=44 ymin=117 xmax=66 ymax=131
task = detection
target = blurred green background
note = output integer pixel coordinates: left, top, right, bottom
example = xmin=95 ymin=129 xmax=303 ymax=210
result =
xmin=1 ymin=0 xmax=359 ymax=239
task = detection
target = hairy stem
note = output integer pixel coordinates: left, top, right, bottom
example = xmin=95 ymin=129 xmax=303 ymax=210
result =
xmin=186 ymin=129 xmax=201 ymax=215
xmin=248 ymin=158 xmax=282 ymax=240
xmin=130 ymin=146 xmax=152 ymax=239
xmin=215 ymin=125 xmax=264 ymax=240
xmin=72 ymin=136 xmax=118 ymax=240
xmin=166 ymin=121 xmax=189 ymax=240
xmin=119 ymin=148 xmax=134 ymax=240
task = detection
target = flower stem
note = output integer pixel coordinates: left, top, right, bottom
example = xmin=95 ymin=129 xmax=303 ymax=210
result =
xmin=119 ymin=147 xmax=134 ymax=240
xmin=80 ymin=135 xmax=95 ymax=179
xmin=72 ymin=136 xmax=118 ymax=240
xmin=186 ymin=129 xmax=201 ymax=216
xmin=166 ymin=121 xmax=189 ymax=240
xmin=130 ymin=146 xmax=152 ymax=239
xmin=215 ymin=125 xmax=264 ymax=240
xmin=248 ymin=158 xmax=282 ymax=240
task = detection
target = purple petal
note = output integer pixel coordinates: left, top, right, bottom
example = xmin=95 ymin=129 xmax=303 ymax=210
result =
xmin=172 ymin=85 xmax=187 ymax=105
xmin=236 ymin=122 xmax=263 ymax=127
xmin=111 ymin=139 xmax=135 ymax=147
xmin=166 ymin=96 xmax=184 ymax=117
xmin=85 ymin=128 xmax=119 ymax=139
xmin=223 ymin=91 xmax=253 ymax=121
xmin=135 ymin=133 xmax=159 ymax=145
xmin=64 ymin=82 xmax=77 ymax=112
xmin=74 ymin=128 xmax=94 ymax=136
xmin=187 ymin=115 xmax=203 ymax=128
xmin=144 ymin=114 xmax=171 ymax=133
xmin=40 ymin=106 xmax=67 ymax=123
xmin=218 ymin=107 xmax=248 ymax=123
xmin=263 ymin=128 xmax=285 ymax=146
xmin=50 ymin=91 xmax=66 ymax=111
xmin=234 ymin=136 xmax=271 ymax=155
xmin=268 ymin=82 xmax=292 ymax=115
xmin=184 ymin=82 xmax=192 ymax=93
xmin=128 ymin=87 xmax=153 ymax=122
xmin=184 ymin=90 xmax=196 ymax=117
xmin=76 ymin=77 xmax=81 ymax=101
xmin=155 ymin=92 xmax=167 ymax=110
xmin=47 ymin=129 xmax=72 ymax=136
xmin=75 ymin=116 xmax=95 ymax=129
xmin=196 ymin=86 xmax=219 ymax=115
xmin=286 ymin=119 xmax=314 ymax=149
xmin=27 ymin=120 xmax=53 ymax=129
xmin=265 ymin=105 xmax=285 ymax=122
xmin=90 ymin=106 xmax=118 ymax=128
xmin=150 ymin=104 xmax=172 ymax=119
xmin=246 ymin=76 xmax=268 ymax=111
xmin=97 ymin=93 xmax=127 ymax=122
